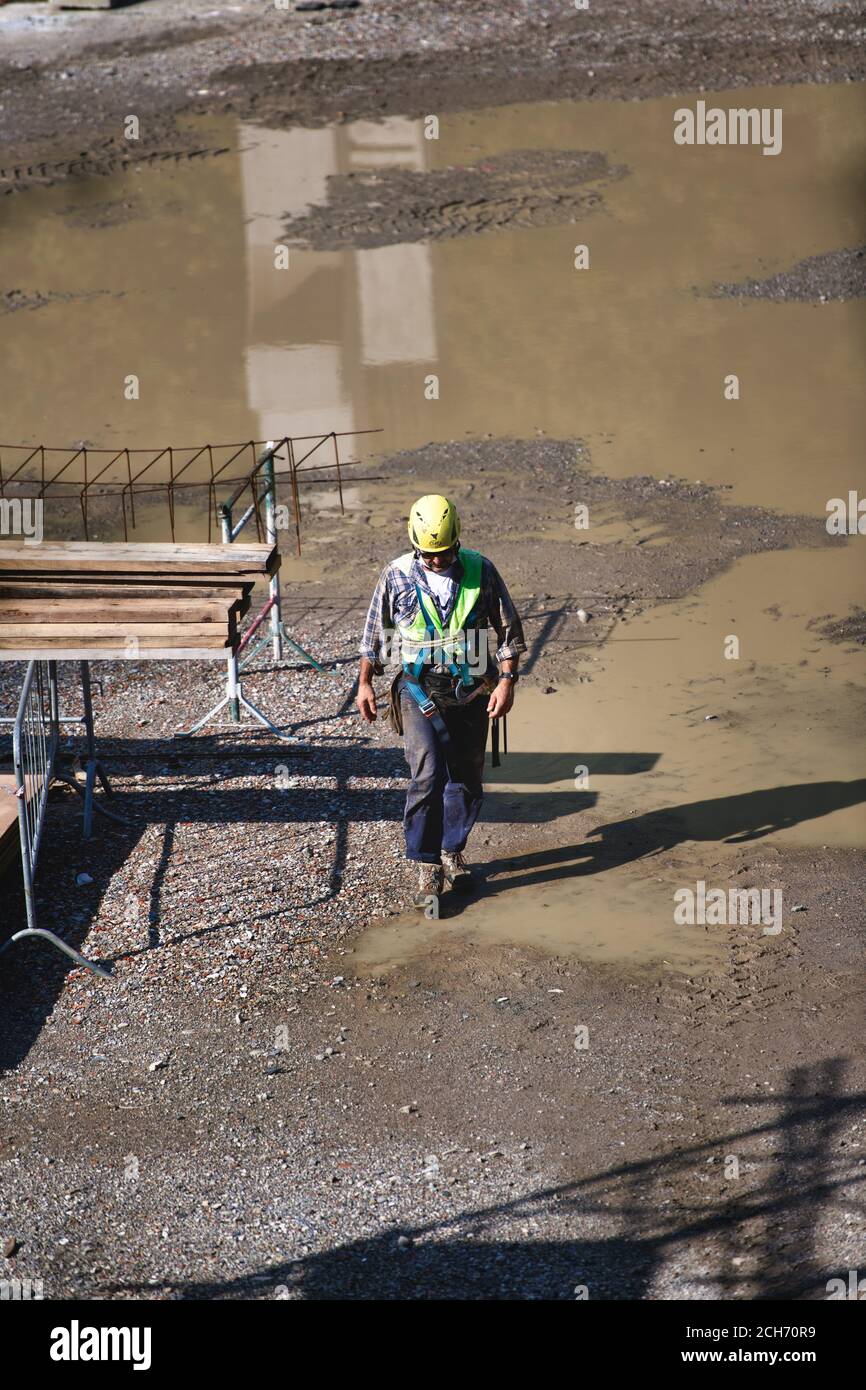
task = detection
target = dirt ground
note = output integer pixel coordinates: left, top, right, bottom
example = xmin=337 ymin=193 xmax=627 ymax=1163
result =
xmin=1 ymin=0 xmax=864 ymax=191
xmin=0 ymin=0 xmax=864 ymax=1303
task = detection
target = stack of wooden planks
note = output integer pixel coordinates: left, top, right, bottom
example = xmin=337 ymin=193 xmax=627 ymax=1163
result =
xmin=0 ymin=542 xmax=279 ymax=659
xmin=0 ymin=774 xmax=22 ymax=878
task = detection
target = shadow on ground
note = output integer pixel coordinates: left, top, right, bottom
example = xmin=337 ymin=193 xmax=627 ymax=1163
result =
xmin=1 ymin=730 xmax=863 ymax=1075
xmin=472 ymin=779 xmax=866 ymax=899
xmin=103 ymin=1060 xmax=866 ymax=1300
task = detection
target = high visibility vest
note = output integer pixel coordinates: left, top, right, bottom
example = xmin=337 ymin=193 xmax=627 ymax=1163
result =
xmin=394 ymin=548 xmax=484 ymax=682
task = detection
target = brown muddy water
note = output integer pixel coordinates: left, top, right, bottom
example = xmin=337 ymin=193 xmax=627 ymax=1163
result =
xmin=1 ymin=82 xmax=863 ymax=514
xmin=1 ymin=83 xmax=863 ymax=969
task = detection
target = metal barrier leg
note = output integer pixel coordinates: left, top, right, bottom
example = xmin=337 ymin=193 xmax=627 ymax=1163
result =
xmin=181 ymin=651 xmax=300 ymax=741
xmin=236 ymin=685 xmax=297 ymax=740
xmin=51 ymin=662 xmax=126 ymax=836
xmin=80 ymin=661 xmax=99 ymax=838
xmin=279 ymin=625 xmax=332 ymax=672
xmin=263 ymin=449 xmax=283 ymax=663
xmin=238 ymin=623 xmax=334 ymax=674
xmin=0 ymin=929 xmax=112 ymax=979
xmin=185 ymin=442 xmax=323 ymax=738
xmin=51 ymin=769 xmax=128 ymax=831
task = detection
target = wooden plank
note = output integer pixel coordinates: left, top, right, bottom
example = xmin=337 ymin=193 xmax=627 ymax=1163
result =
xmin=0 ymin=644 xmax=230 ymax=656
xmin=0 ymin=561 xmax=279 ymax=580
xmin=0 ymin=649 xmax=233 ymax=662
xmin=0 ymin=581 xmax=253 ymax=601
xmin=0 ymin=577 xmax=254 ymax=592
xmin=0 ymin=582 xmax=253 ymax=621
xmin=0 ymin=542 xmax=278 ymax=576
xmin=0 ymin=623 xmax=232 ymax=640
xmin=0 ymin=772 xmax=40 ymax=877
xmin=0 ymin=542 xmax=272 ymax=562
xmin=0 ymin=774 xmax=19 ymax=849
xmin=0 ymin=600 xmax=235 ymax=623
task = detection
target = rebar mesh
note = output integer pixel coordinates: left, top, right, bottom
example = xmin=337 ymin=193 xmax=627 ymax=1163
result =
xmin=0 ymin=430 xmax=381 ymax=549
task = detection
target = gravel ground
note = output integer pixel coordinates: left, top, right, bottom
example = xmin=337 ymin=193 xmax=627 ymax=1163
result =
xmin=710 ymin=246 xmax=866 ymax=302
xmin=1 ymin=442 xmax=864 ymax=1300
xmin=0 ymin=651 xmax=863 ymax=1301
xmin=812 ymin=607 xmax=866 ymax=646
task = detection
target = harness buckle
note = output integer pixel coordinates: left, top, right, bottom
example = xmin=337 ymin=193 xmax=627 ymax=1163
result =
xmin=418 ymin=696 xmax=437 ymax=718
xmin=453 ymin=677 xmax=477 ymax=704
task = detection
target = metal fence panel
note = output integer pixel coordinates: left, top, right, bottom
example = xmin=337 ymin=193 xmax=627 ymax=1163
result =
xmin=0 ymin=661 xmax=110 ymax=978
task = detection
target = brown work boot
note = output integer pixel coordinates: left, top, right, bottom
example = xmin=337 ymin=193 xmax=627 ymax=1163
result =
xmin=413 ymin=862 xmax=443 ymax=911
xmin=442 ymin=850 xmax=474 ymax=894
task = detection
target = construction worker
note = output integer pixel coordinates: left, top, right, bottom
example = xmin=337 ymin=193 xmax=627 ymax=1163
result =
xmin=357 ymin=494 xmax=526 ymax=907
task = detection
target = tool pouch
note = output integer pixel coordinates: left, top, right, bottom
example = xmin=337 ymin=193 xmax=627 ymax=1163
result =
xmin=389 ymin=671 xmax=496 ymax=734
xmin=386 ymin=670 xmax=405 ymax=736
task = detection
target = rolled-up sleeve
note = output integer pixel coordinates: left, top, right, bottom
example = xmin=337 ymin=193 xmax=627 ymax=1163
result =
xmin=358 ymin=565 xmax=393 ymax=666
xmin=484 ymin=561 xmax=527 ymax=663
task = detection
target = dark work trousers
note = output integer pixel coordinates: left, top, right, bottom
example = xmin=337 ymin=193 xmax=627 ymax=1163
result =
xmin=400 ymin=681 xmax=490 ymax=864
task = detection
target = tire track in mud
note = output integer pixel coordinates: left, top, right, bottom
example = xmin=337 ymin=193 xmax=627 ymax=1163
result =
xmin=659 ymin=925 xmax=805 ymax=1034
xmin=0 ymin=145 xmax=231 ymax=194
xmin=1 ymin=287 xmax=122 ymax=316
xmin=281 ymin=148 xmax=628 ymax=250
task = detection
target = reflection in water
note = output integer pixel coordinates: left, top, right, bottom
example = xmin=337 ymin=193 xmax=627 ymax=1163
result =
xmin=1 ymin=84 xmax=862 ymax=518
xmin=238 ymin=116 xmax=436 ymax=445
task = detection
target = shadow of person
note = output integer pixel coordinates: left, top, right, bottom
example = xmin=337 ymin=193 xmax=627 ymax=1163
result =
xmin=470 ymin=779 xmax=866 ymax=900
xmin=589 ymin=778 xmax=866 ymax=861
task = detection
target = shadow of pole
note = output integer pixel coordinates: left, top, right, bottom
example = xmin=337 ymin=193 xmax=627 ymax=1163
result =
xmin=99 ymin=1063 xmax=866 ymax=1300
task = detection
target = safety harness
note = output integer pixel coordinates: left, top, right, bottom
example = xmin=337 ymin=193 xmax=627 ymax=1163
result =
xmin=396 ymin=549 xmax=488 ymax=772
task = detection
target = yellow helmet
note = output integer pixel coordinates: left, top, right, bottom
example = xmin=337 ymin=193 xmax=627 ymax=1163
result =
xmin=407 ymin=494 xmax=461 ymax=552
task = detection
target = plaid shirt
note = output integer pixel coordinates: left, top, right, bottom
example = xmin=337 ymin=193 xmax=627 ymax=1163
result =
xmin=359 ymin=549 xmax=526 ymax=672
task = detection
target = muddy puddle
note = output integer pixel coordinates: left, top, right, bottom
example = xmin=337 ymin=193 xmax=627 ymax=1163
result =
xmin=1 ymin=82 xmax=863 ymax=519
xmin=499 ymin=546 xmax=866 ymax=847
xmin=353 ymin=873 xmax=727 ymax=976
xmin=353 ymin=541 xmax=865 ymax=973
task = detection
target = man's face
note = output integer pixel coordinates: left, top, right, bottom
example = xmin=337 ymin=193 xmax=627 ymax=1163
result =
xmin=419 ymin=545 xmax=457 ymax=572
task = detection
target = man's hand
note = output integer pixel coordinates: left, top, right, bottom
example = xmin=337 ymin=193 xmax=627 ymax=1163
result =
xmin=357 ymin=681 xmax=378 ymax=723
xmin=487 ymin=679 xmax=515 ymax=720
